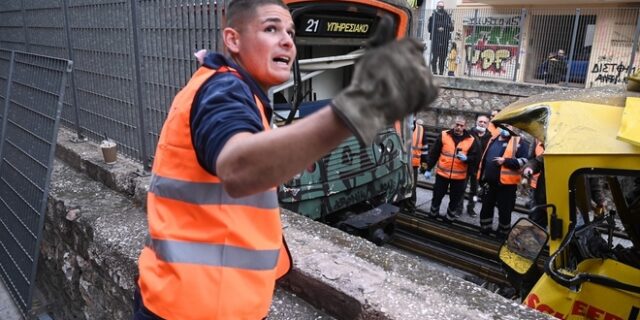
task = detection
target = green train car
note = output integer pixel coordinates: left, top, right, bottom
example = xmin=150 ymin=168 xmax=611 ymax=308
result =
xmin=274 ymin=0 xmax=416 ymax=244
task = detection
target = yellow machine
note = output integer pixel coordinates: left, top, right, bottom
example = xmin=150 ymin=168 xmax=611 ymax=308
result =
xmin=494 ymin=85 xmax=640 ymax=319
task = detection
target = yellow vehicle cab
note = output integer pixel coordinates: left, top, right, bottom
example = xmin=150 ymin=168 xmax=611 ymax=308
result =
xmin=493 ymin=85 xmax=640 ymax=319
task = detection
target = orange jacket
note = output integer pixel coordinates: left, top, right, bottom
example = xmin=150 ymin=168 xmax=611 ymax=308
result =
xmin=477 ymin=135 xmax=522 ymax=185
xmin=435 ymin=130 xmax=475 ymax=180
xmin=530 ymin=140 xmax=545 ymax=189
xmin=411 ymin=125 xmax=425 ymax=167
xmin=138 ymin=66 xmax=291 ymax=320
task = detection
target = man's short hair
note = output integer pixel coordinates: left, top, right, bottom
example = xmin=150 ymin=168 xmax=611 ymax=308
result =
xmin=226 ymin=0 xmax=288 ymax=30
xmin=454 ymin=116 xmax=466 ymax=123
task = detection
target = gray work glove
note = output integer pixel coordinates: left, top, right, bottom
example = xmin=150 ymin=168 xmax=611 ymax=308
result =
xmin=331 ymin=39 xmax=438 ymax=145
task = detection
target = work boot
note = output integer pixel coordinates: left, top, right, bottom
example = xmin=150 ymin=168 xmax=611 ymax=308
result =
xmin=454 ymin=200 xmax=463 ymax=216
xmin=428 ymin=206 xmax=438 ymax=218
xmin=480 ymin=226 xmax=492 ymax=237
xmin=466 ymin=201 xmax=477 ymax=217
xmin=443 ymin=209 xmax=457 ymax=224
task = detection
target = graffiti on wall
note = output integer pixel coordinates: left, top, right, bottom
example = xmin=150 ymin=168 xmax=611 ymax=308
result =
xmin=591 ymin=62 xmax=636 ymax=85
xmin=464 ymin=15 xmax=520 ymax=79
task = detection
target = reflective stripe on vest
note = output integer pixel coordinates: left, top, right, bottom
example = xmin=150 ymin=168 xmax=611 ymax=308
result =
xmin=530 ymin=141 xmax=544 ymax=189
xmin=411 ymin=125 xmax=424 ymax=167
xmin=435 ymin=130 xmax=474 ymax=180
xmin=149 ymin=174 xmax=279 ymax=208
xmin=146 ymin=237 xmax=279 ymax=270
xmin=138 ymin=66 xmax=291 ymax=320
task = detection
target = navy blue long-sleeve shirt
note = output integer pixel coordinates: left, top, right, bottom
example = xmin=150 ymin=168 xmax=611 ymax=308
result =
xmin=189 ymin=53 xmax=272 ymax=175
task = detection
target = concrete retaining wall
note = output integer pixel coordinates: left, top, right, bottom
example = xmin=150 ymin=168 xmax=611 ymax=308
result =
xmin=419 ymin=76 xmax=569 ymax=128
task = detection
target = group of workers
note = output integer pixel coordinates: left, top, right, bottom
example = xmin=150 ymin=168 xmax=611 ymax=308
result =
xmin=410 ymin=111 xmax=535 ymax=239
xmin=410 ymin=110 xmax=610 ymax=239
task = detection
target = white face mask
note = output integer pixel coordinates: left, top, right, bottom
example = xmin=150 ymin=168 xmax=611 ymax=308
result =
xmin=475 ymin=126 xmax=487 ymax=132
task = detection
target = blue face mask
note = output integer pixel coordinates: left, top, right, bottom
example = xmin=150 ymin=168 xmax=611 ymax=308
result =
xmin=500 ymin=129 xmax=510 ymax=138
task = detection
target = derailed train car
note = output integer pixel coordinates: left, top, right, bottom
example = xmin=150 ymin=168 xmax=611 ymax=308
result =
xmin=273 ymin=0 xmax=416 ymax=244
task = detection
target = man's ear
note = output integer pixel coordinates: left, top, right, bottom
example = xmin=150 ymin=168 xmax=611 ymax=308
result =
xmin=223 ymin=27 xmax=241 ymax=54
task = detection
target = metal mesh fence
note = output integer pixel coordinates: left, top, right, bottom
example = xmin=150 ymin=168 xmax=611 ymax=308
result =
xmin=0 ymin=49 xmax=11 ymax=138
xmin=67 ymin=0 xmax=142 ymax=160
xmin=0 ymin=2 xmax=637 ymax=166
xmin=136 ymin=0 xmax=224 ymax=163
xmin=0 ymin=50 xmax=71 ymax=317
xmin=0 ymin=1 xmax=28 ymax=52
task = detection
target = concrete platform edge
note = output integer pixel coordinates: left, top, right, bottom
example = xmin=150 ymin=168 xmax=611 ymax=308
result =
xmin=42 ymin=128 xmax=550 ymax=320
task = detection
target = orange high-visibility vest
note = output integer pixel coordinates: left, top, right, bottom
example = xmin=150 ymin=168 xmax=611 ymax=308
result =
xmin=411 ymin=125 xmax=424 ymax=167
xmin=435 ymin=131 xmax=475 ymax=180
xmin=477 ymin=136 xmax=522 ymax=185
xmin=138 ymin=66 xmax=291 ymax=320
xmin=530 ymin=140 xmax=545 ymax=189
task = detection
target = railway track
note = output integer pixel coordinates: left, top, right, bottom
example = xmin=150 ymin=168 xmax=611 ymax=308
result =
xmin=393 ymin=212 xmax=508 ymax=285
xmin=391 ymin=180 xmax=544 ymax=288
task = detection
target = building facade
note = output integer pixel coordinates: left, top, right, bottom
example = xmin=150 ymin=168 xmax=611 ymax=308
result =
xmin=419 ymin=0 xmax=640 ymax=88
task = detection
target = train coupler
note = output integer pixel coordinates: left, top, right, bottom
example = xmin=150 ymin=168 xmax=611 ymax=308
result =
xmin=337 ymin=203 xmax=399 ymax=246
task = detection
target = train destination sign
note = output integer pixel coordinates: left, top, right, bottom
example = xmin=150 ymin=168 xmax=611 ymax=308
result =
xmin=297 ymin=14 xmax=376 ymax=38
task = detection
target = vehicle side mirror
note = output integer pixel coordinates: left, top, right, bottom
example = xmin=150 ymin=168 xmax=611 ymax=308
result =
xmin=499 ymin=218 xmax=548 ymax=275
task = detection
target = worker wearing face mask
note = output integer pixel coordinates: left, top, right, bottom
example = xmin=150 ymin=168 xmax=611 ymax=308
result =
xmin=476 ymin=125 xmax=530 ymax=239
xmin=455 ymin=114 xmax=492 ymax=217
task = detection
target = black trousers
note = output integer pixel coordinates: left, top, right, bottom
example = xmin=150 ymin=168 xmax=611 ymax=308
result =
xmin=468 ymin=174 xmax=480 ymax=204
xmin=431 ymin=43 xmax=448 ymax=75
xmin=133 ymin=288 xmax=163 ymax=320
xmin=455 ymin=173 xmax=480 ymax=214
xmin=479 ymin=182 xmax=517 ymax=235
xmin=430 ymin=174 xmax=466 ymax=217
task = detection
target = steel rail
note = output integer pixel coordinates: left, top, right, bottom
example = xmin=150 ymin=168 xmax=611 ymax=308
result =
xmin=393 ymin=228 xmax=509 ymax=285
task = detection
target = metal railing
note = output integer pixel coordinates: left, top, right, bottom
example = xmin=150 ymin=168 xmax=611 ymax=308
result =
xmin=0 ymin=49 xmax=72 ymax=317
xmin=0 ymin=1 xmax=637 ymax=166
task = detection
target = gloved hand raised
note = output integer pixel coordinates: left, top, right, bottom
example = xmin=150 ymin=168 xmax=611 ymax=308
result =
xmin=456 ymin=152 xmax=467 ymax=162
xmin=331 ymin=18 xmax=438 ymax=145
